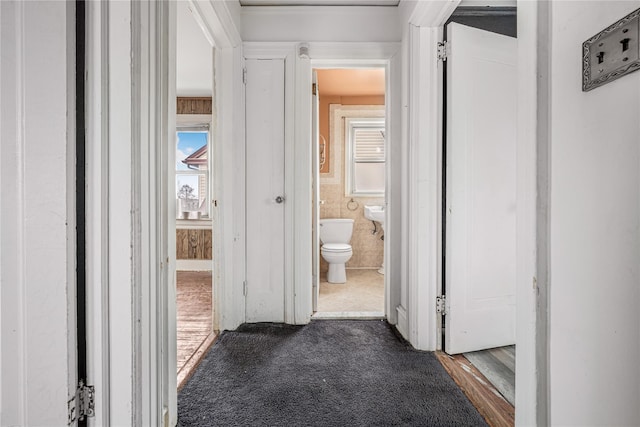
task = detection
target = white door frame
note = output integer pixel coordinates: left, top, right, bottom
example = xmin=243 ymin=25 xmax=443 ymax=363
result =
xmin=85 ymin=1 xmax=244 ymax=425
xmin=86 ymin=1 xmax=176 ymax=424
xmin=293 ymin=43 xmax=401 ymax=325
xmin=404 ymin=1 xmax=542 ymax=424
xmin=188 ymin=1 xmax=245 ymax=332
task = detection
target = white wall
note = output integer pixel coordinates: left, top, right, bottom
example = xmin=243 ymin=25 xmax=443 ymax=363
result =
xmin=0 ymin=1 xmax=75 ymax=424
xmin=241 ymin=6 xmax=402 ymax=42
xmin=548 ymin=2 xmax=640 ymax=424
xmin=176 ymin=1 xmax=213 ymax=96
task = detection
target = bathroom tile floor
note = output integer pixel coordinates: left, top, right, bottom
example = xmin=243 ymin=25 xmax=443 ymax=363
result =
xmin=316 ymin=268 xmax=384 ymax=314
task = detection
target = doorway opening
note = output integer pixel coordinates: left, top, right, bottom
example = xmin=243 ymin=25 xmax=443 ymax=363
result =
xmin=175 ymin=1 xmax=217 ymax=389
xmin=311 ymin=67 xmax=387 ymax=319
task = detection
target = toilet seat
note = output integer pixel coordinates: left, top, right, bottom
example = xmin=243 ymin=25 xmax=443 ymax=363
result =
xmin=321 ymin=243 xmax=352 ymax=253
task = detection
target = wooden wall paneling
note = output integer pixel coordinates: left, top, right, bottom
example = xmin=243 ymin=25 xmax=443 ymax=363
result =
xmin=176 ymin=97 xmax=212 ymax=115
xmin=176 ymin=229 xmax=212 ymax=260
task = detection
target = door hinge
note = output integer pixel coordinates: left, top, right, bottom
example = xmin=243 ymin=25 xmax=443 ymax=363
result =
xmin=68 ymin=379 xmax=95 ymax=424
xmin=242 ymin=67 xmax=247 ymax=85
xmin=243 ymin=280 xmax=247 ymax=296
xmin=437 ymin=41 xmax=449 ymax=61
xmin=436 ymin=295 xmax=447 ymax=315
xmin=312 ymin=83 xmax=317 ymax=96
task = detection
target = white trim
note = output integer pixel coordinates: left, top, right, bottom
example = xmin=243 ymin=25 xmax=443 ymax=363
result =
xmin=294 ymin=43 xmax=400 ymax=327
xmin=386 ymin=47 xmax=402 ymax=327
xmin=516 ymin=0 xmax=546 ymax=424
xmin=189 ymin=0 xmax=241 ymax=48
xmin=294 ymin=46 xmax=313 ymax=324
xmin=176 ymin=219 xmax=212 ymax=229
xmin=85 ymin=1 xmax=111 ymax=424
xmin=104 ymin=1 xmax=135 ymax=423
xmin=176 ymin=260 xmax=213 ymax=271
xmin=190 ymin=0 xmax=246 ymax=333
xmin=327 ymin=105 xmax=385 ymax=188
xmin=176 ymin=113 xmax=212 ymax=126
xmin=86 ymin=1 xmax=176 ymax=424
xmin=405 ymin=24 xmax=442 ymax=351
xmin=395 ymin=306 xmax=408 ymax=338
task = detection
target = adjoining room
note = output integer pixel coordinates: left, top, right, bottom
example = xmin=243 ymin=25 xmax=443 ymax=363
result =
xmin=175 ymin=1 xmax=216 ymax=389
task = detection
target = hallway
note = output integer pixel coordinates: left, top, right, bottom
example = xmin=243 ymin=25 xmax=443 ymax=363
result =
xmin=177 ymin=320 xmax=487 ymax=426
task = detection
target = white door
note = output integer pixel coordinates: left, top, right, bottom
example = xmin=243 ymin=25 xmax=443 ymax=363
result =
xmin=245 ymin=58 xmax=286 ymax=323
xmin=312 ymin=70 xmax=321 ymax=312
xmin=445 ymin=23 xmax=517 ymax=354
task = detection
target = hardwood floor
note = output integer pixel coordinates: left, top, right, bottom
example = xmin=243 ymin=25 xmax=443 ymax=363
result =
xmin=464 ymin=346 xmax=515 ymax=406
xmin=436 ymin=351 xmax=515 ymax=427
xmin=176 ymin=271 xmax=216 ymax=390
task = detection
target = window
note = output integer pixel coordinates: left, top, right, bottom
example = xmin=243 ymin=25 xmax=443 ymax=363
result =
xmin=176 ymin=124 xmax=210 ymax=220
xmin=345 ymin=117 xmax=385 ymax=196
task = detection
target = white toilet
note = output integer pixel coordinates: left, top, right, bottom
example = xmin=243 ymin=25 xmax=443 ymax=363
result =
xmin=319 ymin=218 xmax=354 ymax=284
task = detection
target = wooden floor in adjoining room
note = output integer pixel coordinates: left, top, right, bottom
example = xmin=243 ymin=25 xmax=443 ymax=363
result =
xmin=176 ymin=271 xmax=216 ymax=390
xmin=436 ymin=349 xmax=515 ymax=427
xmin=464 ymin=345 xmax=515 ymax=406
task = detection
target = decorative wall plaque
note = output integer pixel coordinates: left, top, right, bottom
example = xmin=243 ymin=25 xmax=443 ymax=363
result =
xmin=583 ymin=8 xmax=640 ymax=92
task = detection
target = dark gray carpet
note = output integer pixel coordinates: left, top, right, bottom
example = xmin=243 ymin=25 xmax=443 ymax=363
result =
xmin=178 ymin=320 xmax=487 ymax=426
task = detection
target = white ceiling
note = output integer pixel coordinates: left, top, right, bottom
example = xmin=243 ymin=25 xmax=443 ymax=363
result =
xmin=240 ymin=0 xmax=400 ymax=6
xmin=176 ymin=1 xmax=213 ymax=97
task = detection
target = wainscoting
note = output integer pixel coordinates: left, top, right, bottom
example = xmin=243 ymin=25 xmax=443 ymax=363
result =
xmin=176 ymin=229 xmax=212 ymax=260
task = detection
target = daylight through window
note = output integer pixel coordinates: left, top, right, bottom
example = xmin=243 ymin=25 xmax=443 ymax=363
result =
xmin=176 ymin=125 xmax=210 ymax=220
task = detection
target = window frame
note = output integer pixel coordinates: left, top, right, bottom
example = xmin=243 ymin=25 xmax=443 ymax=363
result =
xmin=175 ymin=114 xmax=212 ymax=225
xmin=345 ymin=117 xmax=386 ymax=197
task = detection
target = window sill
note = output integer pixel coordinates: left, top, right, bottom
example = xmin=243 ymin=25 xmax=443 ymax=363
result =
xmin=176 ymin=219 xmax=212 ymax=229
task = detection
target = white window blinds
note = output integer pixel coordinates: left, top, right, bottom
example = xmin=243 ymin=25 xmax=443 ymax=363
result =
xmin=353 ymin=127 xmax=385 ymax=162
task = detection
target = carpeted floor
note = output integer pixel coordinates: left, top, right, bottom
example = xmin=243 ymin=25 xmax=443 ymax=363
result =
xmin=178 ymin=320 xmax=487 ymax=426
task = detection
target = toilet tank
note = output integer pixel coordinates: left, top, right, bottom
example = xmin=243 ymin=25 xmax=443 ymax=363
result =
xmin=319 ymin=218 xmax=354 ymax=244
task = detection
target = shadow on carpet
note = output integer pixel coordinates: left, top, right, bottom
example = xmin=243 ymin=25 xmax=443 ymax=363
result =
xmin=178 ymin=320 xmax=487 ymax=426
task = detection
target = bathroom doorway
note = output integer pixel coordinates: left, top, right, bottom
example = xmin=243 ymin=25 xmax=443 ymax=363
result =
xmin=311 ymin=67 xmax=387 ymax=319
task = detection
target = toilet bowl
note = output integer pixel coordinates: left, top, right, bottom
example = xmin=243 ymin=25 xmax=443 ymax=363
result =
xmin=319 ymin=219 xmax=354 ymax=284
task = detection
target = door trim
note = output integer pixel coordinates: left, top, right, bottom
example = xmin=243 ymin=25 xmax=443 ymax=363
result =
xmin=191 ymin=2 xmax=245 ymax=332
xmin=300 ymin=43 xmax=400 ymax=325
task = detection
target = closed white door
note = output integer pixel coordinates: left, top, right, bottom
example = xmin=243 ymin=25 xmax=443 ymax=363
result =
xmin=245 ymin=58 xmax=286 ymax=323
xmin=445 ymin=23 xmax=517 ymax=354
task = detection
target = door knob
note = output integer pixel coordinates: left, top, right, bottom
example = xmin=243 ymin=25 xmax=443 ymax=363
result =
xmin=275 ymin=196 xmax=285 ymax=204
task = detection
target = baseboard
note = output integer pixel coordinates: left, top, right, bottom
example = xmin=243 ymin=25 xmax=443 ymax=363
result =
xmin=395 ymin=305 xmax=408 ymax=340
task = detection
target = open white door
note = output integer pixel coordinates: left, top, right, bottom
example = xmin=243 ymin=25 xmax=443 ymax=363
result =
xmin=445 ymin=23 xmax=517 ymax=354
xmin=245 ymin=58 xmax=286 ymax=323
xmin=312 ymin=70 xmax=321 ymax=312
